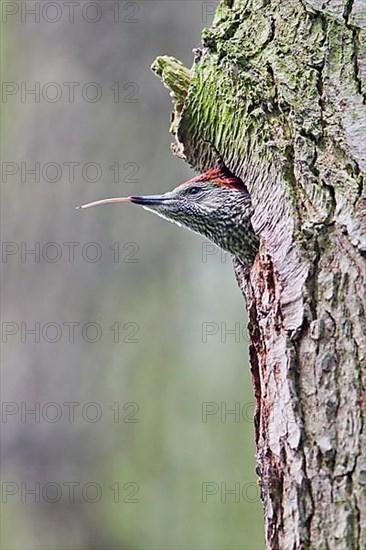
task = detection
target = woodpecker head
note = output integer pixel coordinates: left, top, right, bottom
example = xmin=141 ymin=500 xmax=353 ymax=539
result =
xmin=78 ymin=168 xmax=258 ymax=265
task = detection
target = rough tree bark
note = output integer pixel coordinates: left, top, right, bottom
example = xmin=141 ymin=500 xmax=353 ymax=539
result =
xmin=151 ymin=0 xmax=365 ymax=548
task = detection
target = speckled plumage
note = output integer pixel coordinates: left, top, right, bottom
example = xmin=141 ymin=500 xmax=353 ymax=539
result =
xmin=131 ymin=168 xmax=259 ymax=266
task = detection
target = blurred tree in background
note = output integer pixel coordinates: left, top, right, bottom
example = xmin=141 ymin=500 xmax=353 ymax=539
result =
xmin=1 ymin=2 xmax=264 ymax=549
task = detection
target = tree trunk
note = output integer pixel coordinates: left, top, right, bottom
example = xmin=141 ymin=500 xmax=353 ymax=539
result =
xmin=152 ymin=0 xmax=366 ymax=548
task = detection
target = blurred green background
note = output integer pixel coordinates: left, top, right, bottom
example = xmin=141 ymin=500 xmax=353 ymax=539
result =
xmin=1 ymin=1 xmax=264 ymax=548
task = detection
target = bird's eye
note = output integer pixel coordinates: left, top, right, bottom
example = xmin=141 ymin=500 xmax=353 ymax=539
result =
xmin=187 ymin=186 xmax=202 ymax=196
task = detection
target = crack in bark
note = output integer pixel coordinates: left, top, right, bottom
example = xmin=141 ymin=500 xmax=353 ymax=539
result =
xmin=342 ymin=0 xmax=365 ymax=102
xmin=343 ymin=0 xmax=365 ymax=103
xmin=351 ymin=27 xmax=365 ymax=101
xmin=343 ymin=0 xmax=354 ymax=24
xmin=315 ymin=14 xmax=327 ymax=140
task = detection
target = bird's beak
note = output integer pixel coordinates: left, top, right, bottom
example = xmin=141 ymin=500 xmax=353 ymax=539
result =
xmin=76 ymin=195 xmax=167 ymax=210
xmin=129 ymin=195 xmax=167 ymax=206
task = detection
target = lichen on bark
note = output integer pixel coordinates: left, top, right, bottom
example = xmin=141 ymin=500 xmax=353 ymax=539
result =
xmin=152 ymin=0 xmax=366 ymax=548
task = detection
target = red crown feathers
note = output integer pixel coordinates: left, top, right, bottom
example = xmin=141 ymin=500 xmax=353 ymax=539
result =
xmin=181 ymin=168 xmax=247 ymax=191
